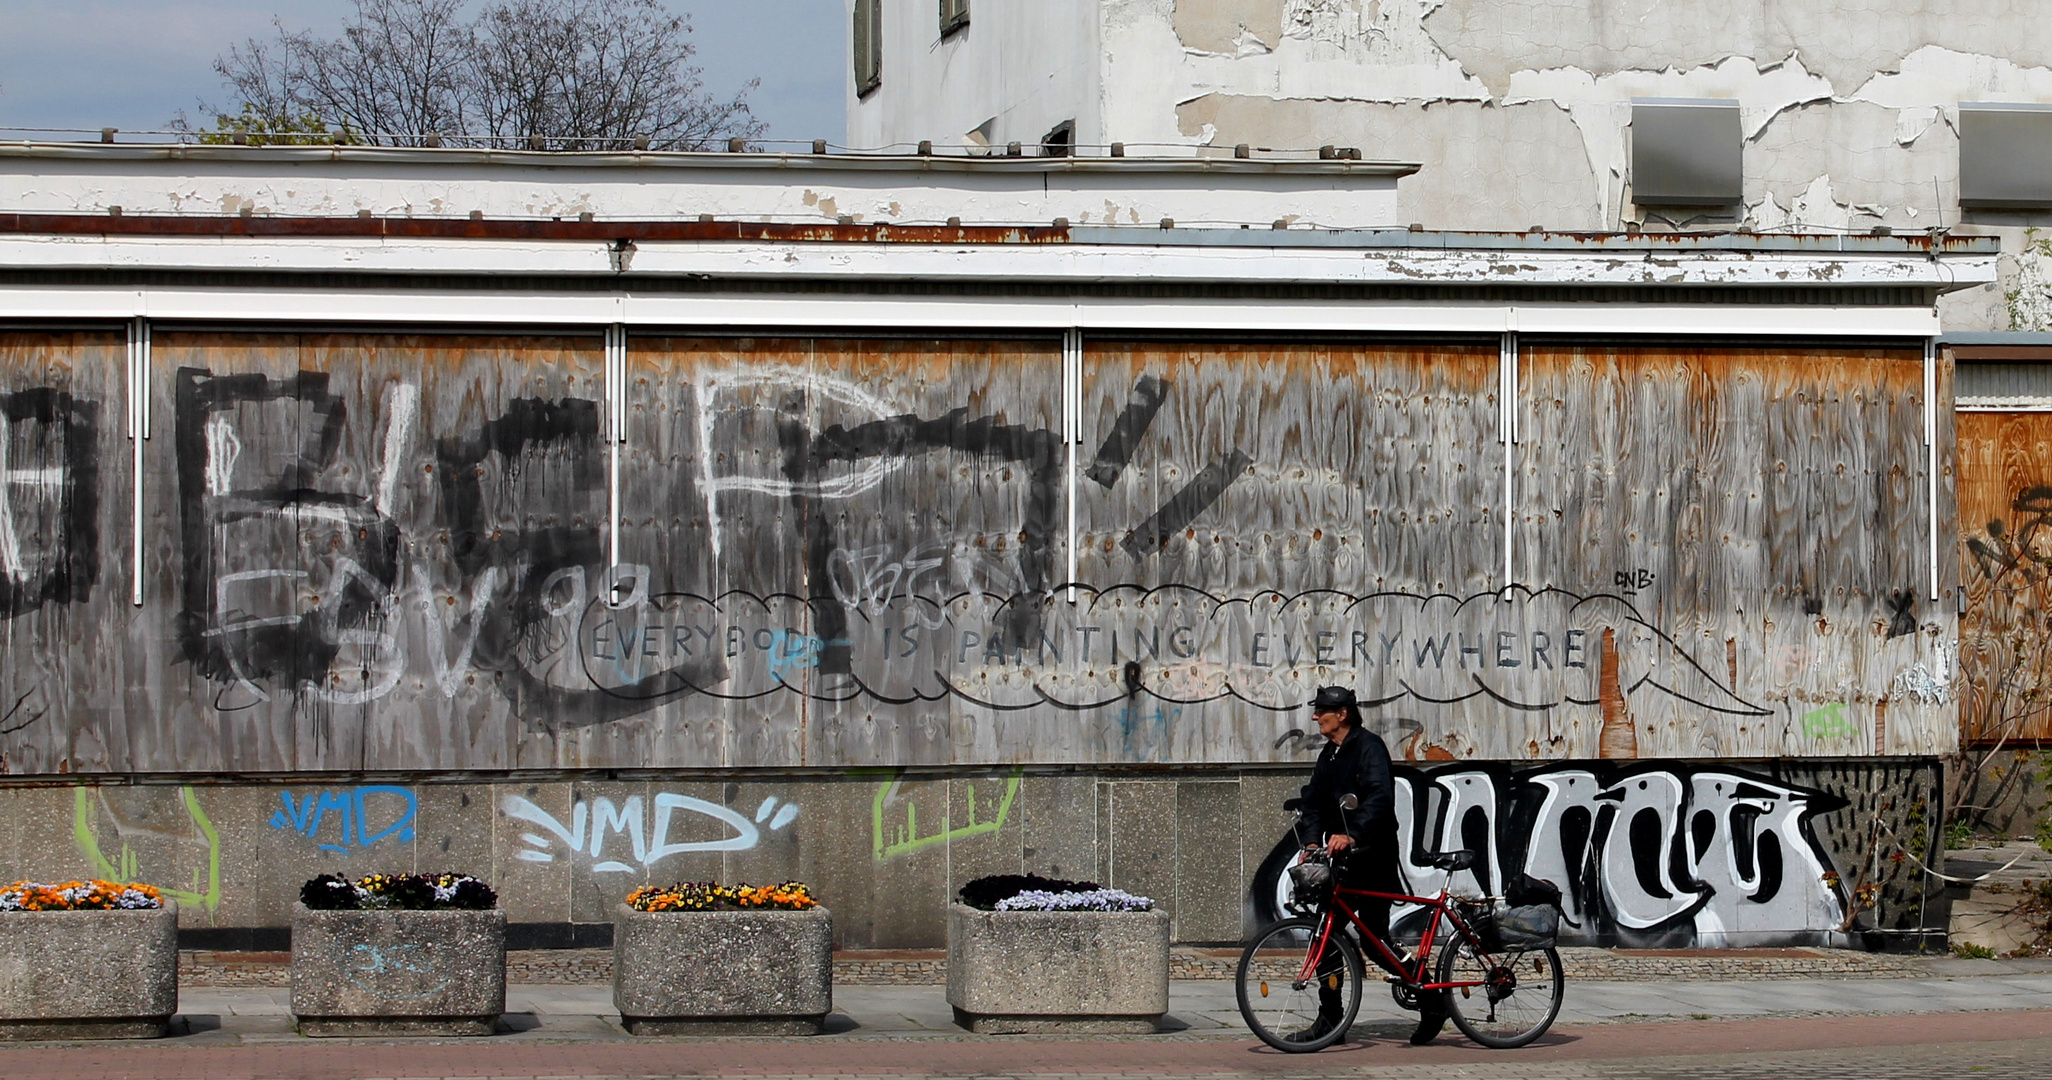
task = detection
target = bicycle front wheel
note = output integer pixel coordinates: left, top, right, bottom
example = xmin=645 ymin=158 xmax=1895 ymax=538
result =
xmin=1435 ymin=932 xmax=1564 ymax=1049
xmin=1235 ymin=916 xmax=1364 ymax=1053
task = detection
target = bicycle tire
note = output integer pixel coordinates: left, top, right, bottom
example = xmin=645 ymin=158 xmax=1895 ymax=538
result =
xmin=1235 ymin=916 xmax=1364 ymax=1053
xmin=1435 ymin=929 xmax=1563 ymax=1049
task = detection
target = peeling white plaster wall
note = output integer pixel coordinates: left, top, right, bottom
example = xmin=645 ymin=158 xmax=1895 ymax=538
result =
xmin=1179 ymin=0 xmax=1489 ymax=105
xmin=860 ymin=1 xmax=2052 ymax=328
xmin=1504 ymin=55 xmax=1831 ymax=225
xmin=1742 ymin=101 xmax=1952 ymax=234
xmin=1839 ymin=46 xmax=2052 ymax=126
xmin=1419 ymin=0 xmax=2052 ymax=96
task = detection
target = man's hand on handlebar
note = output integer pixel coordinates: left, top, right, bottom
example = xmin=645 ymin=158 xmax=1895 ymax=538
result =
xmin=1320 ymin=834 xmax=1353 ymax=856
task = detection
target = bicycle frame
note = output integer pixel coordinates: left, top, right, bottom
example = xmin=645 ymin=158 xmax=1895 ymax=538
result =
xmin=1299 ymin=882 xmax=1496 ymax=993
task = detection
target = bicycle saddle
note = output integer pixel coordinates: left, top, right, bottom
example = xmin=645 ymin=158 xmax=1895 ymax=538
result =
xmin=1425 ymin=849 xmax=1476 ymax=871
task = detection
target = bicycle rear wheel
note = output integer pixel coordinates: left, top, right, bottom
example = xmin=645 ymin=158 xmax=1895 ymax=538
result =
xmin=1235 ymin=916 xmax=1363 ymax=1053
xmin=1435 ymin=932 xmax=1563 ymax=1049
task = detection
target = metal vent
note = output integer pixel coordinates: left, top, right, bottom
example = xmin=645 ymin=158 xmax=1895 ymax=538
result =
xmin=1958 ymin=361 xmax=2052 ymax=409
xmin=1631 ymin=99 xmax=1741 ymax=206
xmin=1959 ymin=103 xmax=2052 ymax=209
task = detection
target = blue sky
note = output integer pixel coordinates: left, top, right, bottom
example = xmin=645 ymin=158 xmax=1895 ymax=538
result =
xmin=0 ymin=1 xmax=846 ymax=142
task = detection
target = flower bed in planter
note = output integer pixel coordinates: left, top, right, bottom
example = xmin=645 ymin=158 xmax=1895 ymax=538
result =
xmin=946 ymin=875 xmax=1170 ymax=1034
xmin=290 ymin=873 xmax=505 ymax=1037
xmin=614 ymin=881 xmax=832 ymax=1035
xmin=0 ymin=880 xmax=177 ymax=1039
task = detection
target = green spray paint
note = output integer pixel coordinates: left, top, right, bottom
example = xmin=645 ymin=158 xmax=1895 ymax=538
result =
xmin=871 ymin=770 xmax=1021 ymax=861
xmin=72 ymin=786 xmax=222 ymax=911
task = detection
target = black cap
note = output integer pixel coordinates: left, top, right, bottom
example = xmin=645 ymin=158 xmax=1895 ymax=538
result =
xmin=1308 ymin=685 xmax=1357 ymax=710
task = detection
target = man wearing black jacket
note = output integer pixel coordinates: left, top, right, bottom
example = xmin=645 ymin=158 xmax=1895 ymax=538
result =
xmin=1296 ymin=685 xmax=1446 ymax=1046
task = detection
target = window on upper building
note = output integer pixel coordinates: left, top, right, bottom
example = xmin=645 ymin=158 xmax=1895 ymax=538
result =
xmin=853 ymin=0 xmax=882 ymax=97
xmin=1042 ymin=120 xmax=1074 ymax=157
xmin=1959 ymin=103 xmax=2052 ymax=209
xmin=940 ymin=0 xmax=969 ymax=36
xmin=1630 ymin=98 xmax=1741 ymax=207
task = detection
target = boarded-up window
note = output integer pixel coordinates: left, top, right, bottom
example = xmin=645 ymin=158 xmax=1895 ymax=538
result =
xmin=1516 ymin=344 xmax=1938 ymax=759
xmin=1958 ymin=409 xmax=2052 ymax=745
xmin=853 ymin=0 xmax=882 ymax=97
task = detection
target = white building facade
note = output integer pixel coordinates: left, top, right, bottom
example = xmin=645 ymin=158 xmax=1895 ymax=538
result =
xmin=846 ymin=0 xmax=2052 ymax=335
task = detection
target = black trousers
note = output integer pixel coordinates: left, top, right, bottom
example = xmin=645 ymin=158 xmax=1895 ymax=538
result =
xmin=1318 ymin=843 xmax=1406 ymax=1021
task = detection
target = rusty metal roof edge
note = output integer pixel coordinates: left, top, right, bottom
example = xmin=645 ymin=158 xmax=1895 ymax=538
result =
xmin=0 ymin=140 xmax=1420 ymax=177
xmin=1940 ymin=332 xmax=2052 ymax=344
xmin=1068 ymin=225 xmax=1999 ymax=254
xmin=0 ymin=214 xmax=1998 ymax=254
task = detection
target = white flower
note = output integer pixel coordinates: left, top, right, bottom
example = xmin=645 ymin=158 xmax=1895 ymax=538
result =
xmin=996 ymin=888 xmax=1153 ymax=912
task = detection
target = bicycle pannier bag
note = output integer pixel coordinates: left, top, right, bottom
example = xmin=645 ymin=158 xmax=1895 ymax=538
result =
xmin=1493 ymin=903 xmax=1560 ymax=948
xmin=1505 ymin=872 xmax=1563 ymax=911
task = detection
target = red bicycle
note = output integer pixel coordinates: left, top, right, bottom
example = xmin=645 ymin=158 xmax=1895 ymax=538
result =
xmin=1235 ymin=846 xmax=1565 ymax=1052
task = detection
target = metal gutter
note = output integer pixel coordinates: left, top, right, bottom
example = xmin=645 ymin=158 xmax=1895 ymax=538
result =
xmin=1070 ymin=225 xmax=1998 ymax=255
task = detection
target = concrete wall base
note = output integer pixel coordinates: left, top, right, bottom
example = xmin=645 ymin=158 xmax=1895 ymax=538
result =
xmin=621 ymin=1015 xmax=827 ymax=1035
xmin=951 ymin=1008 xmax=1161 ymax=1034
xmin=295 ymin=1016 xmax=497 ymax=1037
xmin=0 ymin=1018 xmax=169 ymax=1040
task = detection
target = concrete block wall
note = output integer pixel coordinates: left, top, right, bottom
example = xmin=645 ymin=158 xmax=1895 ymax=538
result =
xmin=7 ymin=757 xmax=1942 ymax=950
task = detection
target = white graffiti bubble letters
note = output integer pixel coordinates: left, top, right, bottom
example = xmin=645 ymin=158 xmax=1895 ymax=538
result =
xmin=1683 ymin=773 xmax=1844 ymax=944
xmin=502 ymin=791 xmax=801 ymax=870
xmin=1593 ymin=771 xmax=1707 ymax=930
xmin=1522 ymin=769 xmax=1601 ymax=927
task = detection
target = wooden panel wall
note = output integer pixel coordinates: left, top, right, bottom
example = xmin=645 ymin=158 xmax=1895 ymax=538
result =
xmin=1517 ymin=344 xmax=1953 ymax=760
xmin=1958 ymin=409 xmax=2052 ymax=745
xmin=0 ymin=332 xmax=124 ymax=774
xmin=0 ymin=331 xmax=1955 ymax=774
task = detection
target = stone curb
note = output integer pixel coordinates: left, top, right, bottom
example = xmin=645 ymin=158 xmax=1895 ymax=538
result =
xmin=180 ymin=944 xmax=1943 ymax=987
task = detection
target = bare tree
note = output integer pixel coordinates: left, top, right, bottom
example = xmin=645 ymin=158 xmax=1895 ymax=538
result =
xmin=186 ymin=0 xmax=760 ymax=149
xmin=471 ymin=0 xmax=758 ymax=150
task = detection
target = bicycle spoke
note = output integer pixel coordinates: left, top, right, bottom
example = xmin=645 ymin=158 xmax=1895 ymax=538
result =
xmin=1236 ymin=917 xmax=1362 ymax=1053
xmin=1437 ymin=937 xmax=1564 ymax=1049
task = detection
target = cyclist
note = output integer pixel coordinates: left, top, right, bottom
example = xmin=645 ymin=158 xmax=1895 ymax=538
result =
xmin=1296 ymin=685 xmax=1446 ymax=1045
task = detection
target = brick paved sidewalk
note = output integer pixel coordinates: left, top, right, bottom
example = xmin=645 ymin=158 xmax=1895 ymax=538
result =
xmin=0 ymin=1010 xmax=2048 ymax=1079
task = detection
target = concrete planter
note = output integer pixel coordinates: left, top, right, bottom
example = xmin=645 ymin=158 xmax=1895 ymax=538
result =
xmin=945 ymin=903 xmax=1171 ymax=1034
xmin=0 ymin=904 xmax=178 ymax=1039
xmin=612 ymin=904 xmax=833 ymax=1035
xmin=290 ymin=903 xmax=506 ymax=1036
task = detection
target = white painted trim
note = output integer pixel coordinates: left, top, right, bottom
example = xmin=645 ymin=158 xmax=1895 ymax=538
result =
xmin=126 ymin=316 xmax=148 ymax=607
xmin=1062 ymin=328 xmax=1083 ymax=604
xmin=0 ymin=287 xmax=1946 ymax=337
xmin=605 ymin=322 xmax=627 ymax=573
xmin=0 ymin=235 xmax=1996 ymax=291
xmin=1927 ymin=338 xmax=1941 ymax=603
xmin=1501 ymin=331 xmax=1518 ymax=589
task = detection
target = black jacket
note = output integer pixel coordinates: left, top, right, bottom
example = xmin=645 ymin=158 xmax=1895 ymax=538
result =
xmin=1298 ymin=727 xmax=1397 ymax=847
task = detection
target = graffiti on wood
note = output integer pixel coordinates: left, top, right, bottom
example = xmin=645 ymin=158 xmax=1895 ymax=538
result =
xmin=0 ymin=335 xmax=1954 ymax=770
